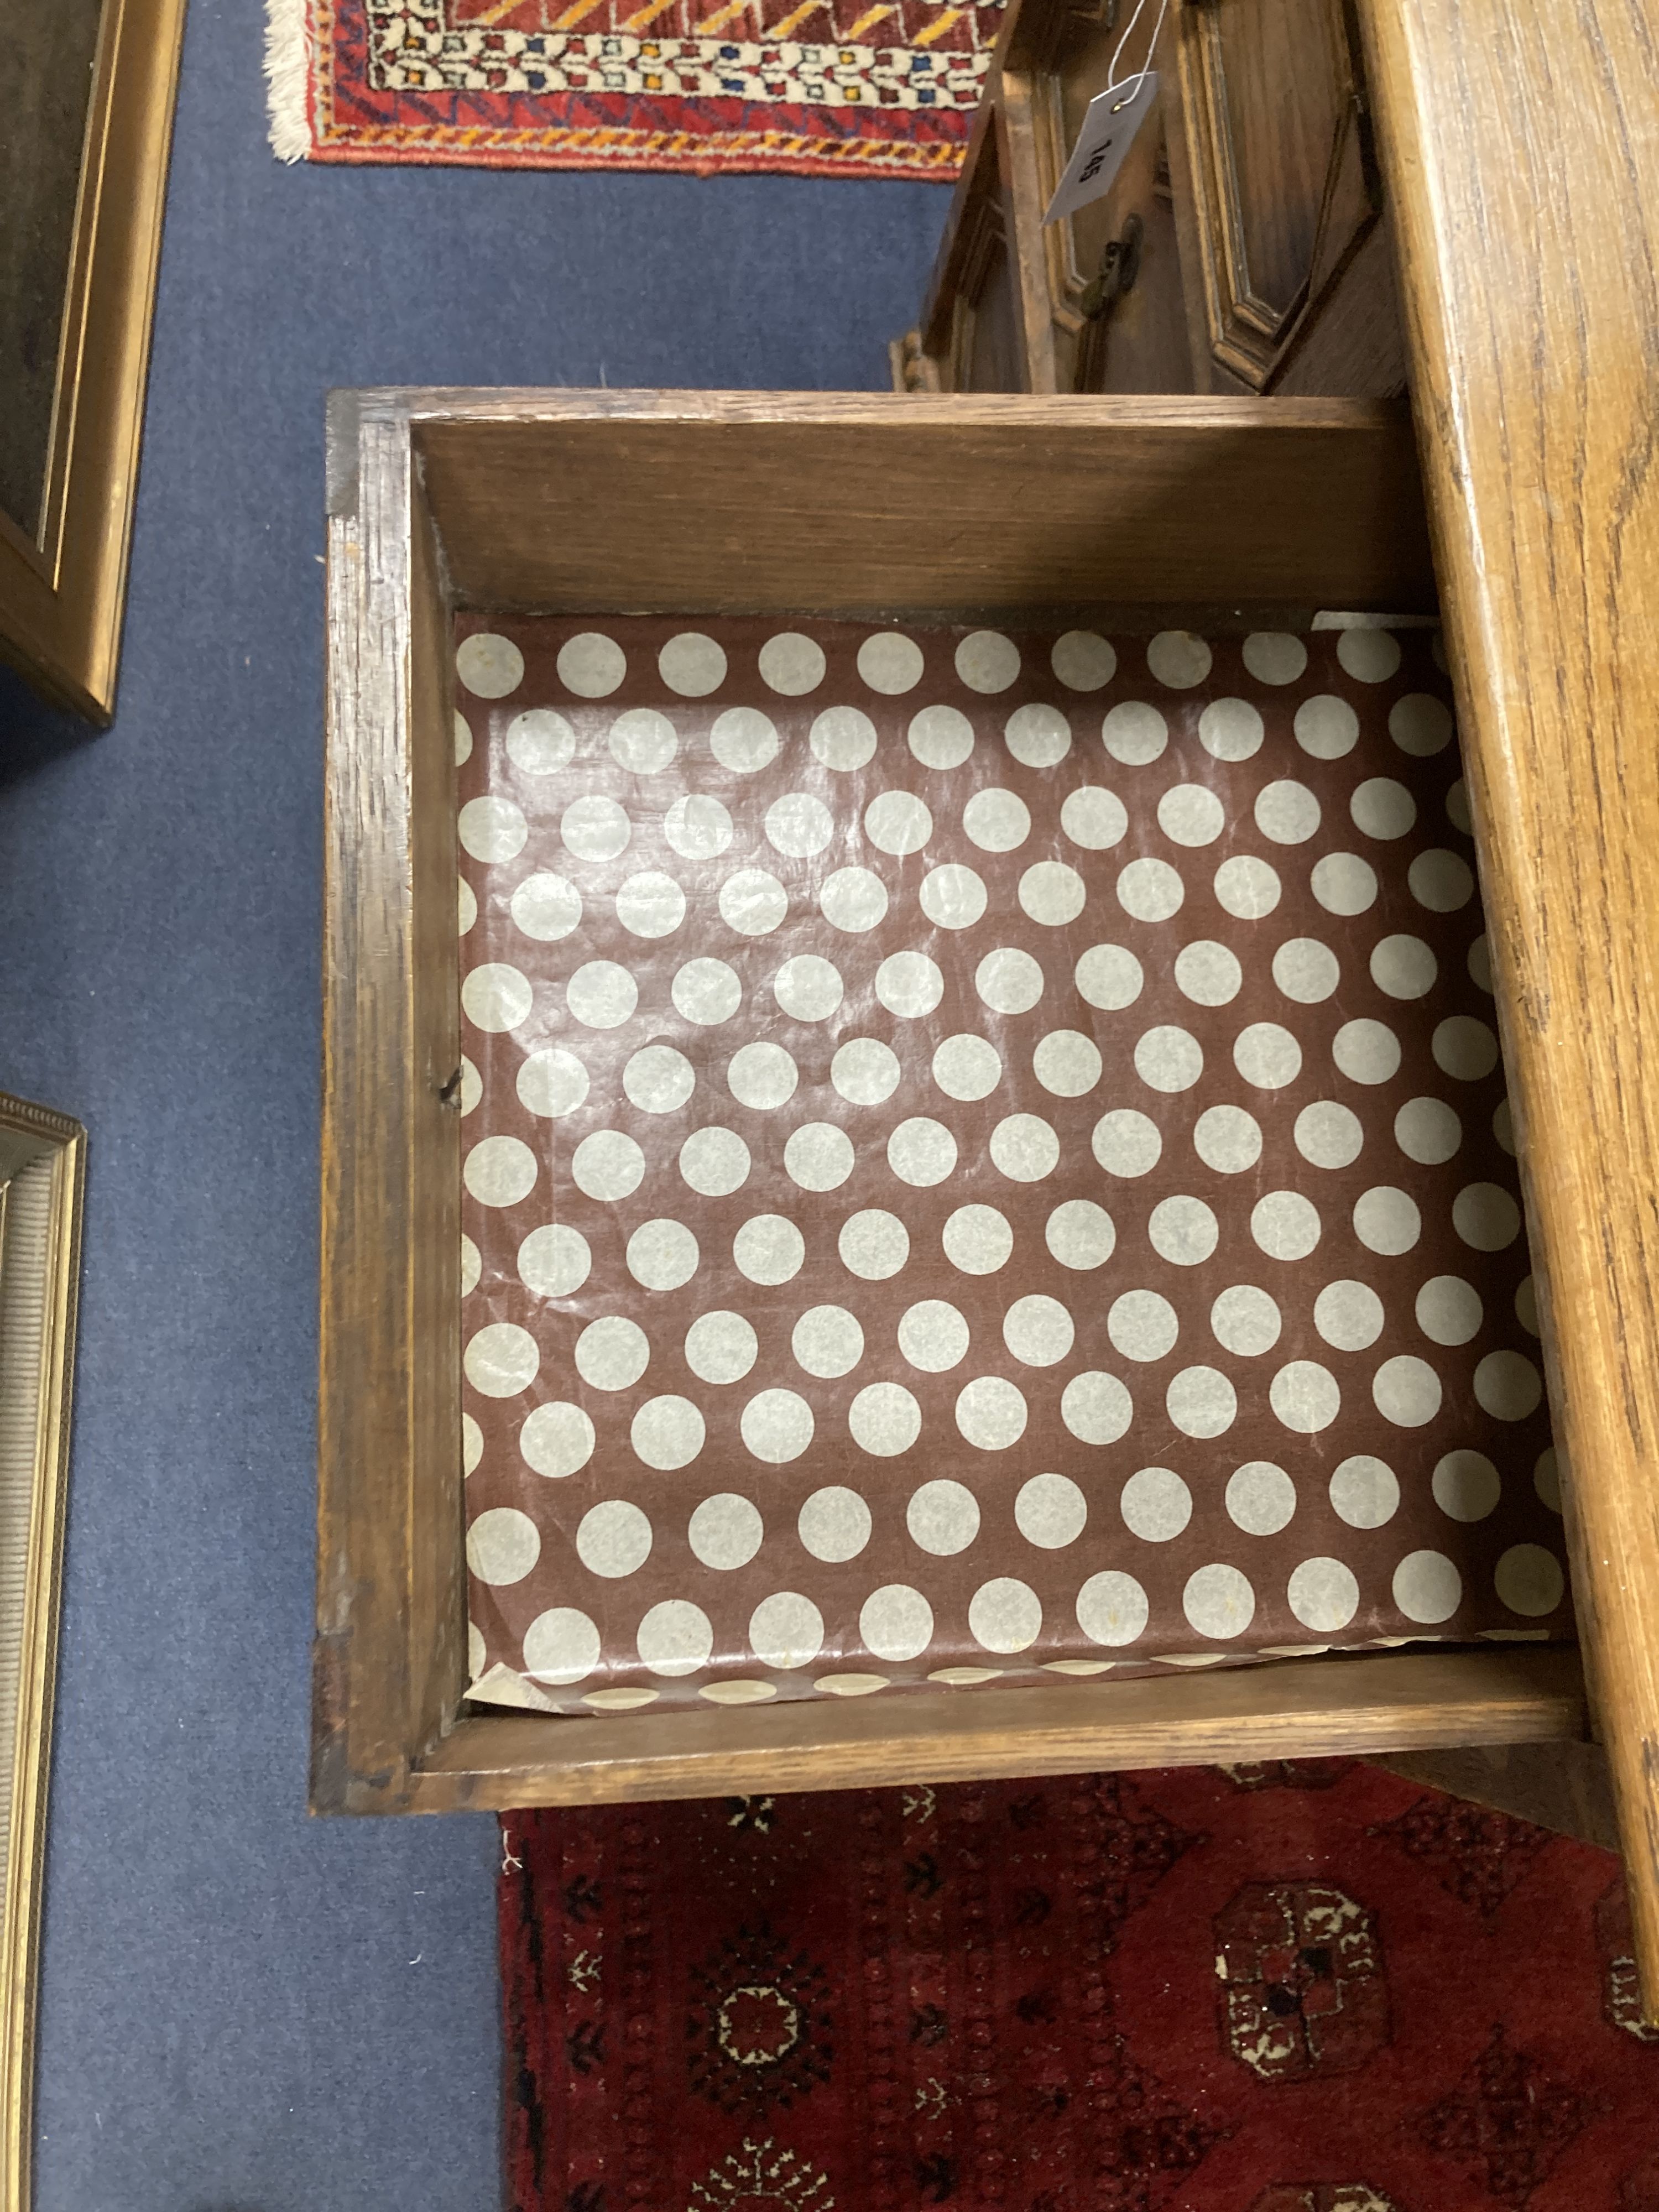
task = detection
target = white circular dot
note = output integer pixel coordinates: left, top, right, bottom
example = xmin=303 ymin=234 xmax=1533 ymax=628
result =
xmin=1147 ymin=632 xmax=1212 ymax=688
xmin=673 ymin=957 xmax=743 ymax=1026
xmin=920 ymin=862 xmax=988 ymax=930
xmin=632 ymin=1395 xmax=706 ymax=1471
xmin=1103 ymin=700 xmax=1168 ymax=764
xmin=556 ymin=632 xmax=625 ymax=697
xmin=580 ymin=1504 xmax=655 ymax=1575
xmin=560 ymin=795 xmax=632 ymax=865
xmin=898 ymin=1300 xmax=971 ymax=1373
xmin=1174 ymin=941 xmax=1241 ymax=1006
xmin=462 ymin=963 xmax=533 ymax=1034
xmin=637 ymin=1600 xmax=714 ymax=1678
xmin=907 ymin=1479 xmax=980 ymax=1556
xmin=1454 ymin=1182 xmax=1522 ymax=1250
xmin=623 ymin=1044 xmax=695 ymax=1114
xmin=1309 ymin=854 xmax=1378 ymax=920
xmin=799 ymin=1488 xmax=871 ymax=1563
xmin=1354 ymin=1179 xmax=1424 ymax=1257
xmin=1333 ymin=1018 xmax=1401 ymax=1085
xmin=659 ymin=632 xmax=726 ymax=697
xmin=785 ymin=1123 xmax=855 ymax=1192
xmin=1061 ymin=786 xmax=1128 ymax=849
xmin=1234 ymin=1021 xmax=1302 ymax=1089
xmin=1393 ymin=1549 xmax=1461 ymax=1624
xmin=1410 ymin=848 xmax=1475 ymax=914
xmin=943 ymin=1204 xmax=1014 ymax=1275
xmin=1446 ymin=778 xmax=1474 ymax=834
xmin=679 ymin=1126 xmax=751 ymax=1197
xmin=1288 ymin=1558 xmax=1359 ymax=1633
xmin=1211 ymin=1284 xmax=1281 ymax=1357
xmin=719 ymin=867 xmax=789 ymax=937
xmin=1468 ymin=936 xmax=1494 ymax=995
xmin=458 ymin=795 xmax=529 ymax=865
xmin=728 ymin=1041 xmax=799 ymax=1110
xmin=457 ymin=632 xmax=525 ymax=698
xmin=665 ymin=792 xmax=734 ymax=861
xmin=1046 ymin=1199 xmax=1114 ymax=1270
xmin=765 ymin=790 xmax=834 ymax=859
xmin=933 ymin=1033 xmax=1002 ymax=1103
xmin=1373 ymin=1354 xmax=1443 ymax=1427
xmin=1183 ymin=1564 xmax=1255 ymax=1639
xmin=1062 ymin=1371 xmax=1134 ymax=1446
xmin=1314 ymin=1279 xmax=1384 ymax=1352
xmin=1396 ymin=1095 xmax=1462 ymax=1164
xmin=1108 ymin=1289 xmax=1178 ymax=1361
xmin=1159 ymin=783 xmax=1226 ymax=847
xmin=1494 ymin=1100 xmax=1517 ymax=1155
xmin=865 ymin=789 xmax=933 ymax=856
xmin=1149 ymin=1196 xmax=1219 ymax=1266
xmin=1352 ymin=778 xmax=1417 ymax=842
xmin=742 ymin=1388 xmax=815 ymax=1463
xmin=1198 ymin=697 xmax=1265 ymax=759
xmin=1364 ymin=936 xmax=1435 ymax=1004
xmin=626 ymin=1218 xmax=700 ymax=1291
xmin=458 ymin=878 xmax=477 ymax=936
xmin=876 ymin=948 xmax=944 ymax=1016
xmin=860 ymin=1583 xmax=935 ymax=1661
xmin=1274 ymin=938 xmax=1340 ymax=1005
xmin=1117 ymin=857 xmax=1185 ymax=922
xmin=832 ymin=1037 xmax=901 ymax=1104
xmin=1167 ymin=1365 xmax=1237 ymax=1438
xmin=1495 ymin=1545 xmax=1564 ymax=1618
xmin=1294 ymin=695 xmax=1359 ymax=759
xmin=709 ymin=706 xmax=780 ymax=774
xmin=1433 ymin=1016 xmax=1500 ymax=1082
xmin=1093 ymin=1108 xmax=1164 ymax=1177
xmin=1242 ymin=633 xmax=1307 ymax=685
xmin=759 ymin=632 xmax=826 ymax=696
xmin=817 ymin=865 xmax=889 ymax=936
xmin=1535 ymin=1448 xmax=1562 ymax=1512
xmin=1337 ymin=628 xmax=1403 ymax=682
xmin=1475 ymin=1349 xmax=1543 ymax=1421
xmin=1135 ymin=1025 xmax=1203 ymax=1093
xmin=465 ymin=1135 xmax=538 ymax=1208
xmin=989 ymin=1113 xmax=1059 ymax=1182
xmin=1075 ymin=943 xmax=1142 ymax=1010
xmin=510 ymin=872 xmax=582 ymax=944
xmin=1214 ymin=855 xmax=1282 ymax=919
xmin=908 ymin=704 xmax=975 ymax=769
xmin=956 ymin=630 xmax=1020 ymax=693
xmin=889 ymin=1117 xmax=958 ymax=1187
xmin=1432 ymin=1449 xmax=1501 ymax=1522
xmin=774 ymin=954 xmax=844 ymax=1024
xmin=955 ymin=1375 xmax=1028 ymax=1450
xmin=1227 ymin=1461 xmax=1296 ymax=1534
xmin=685 ymin=1310 xmax=759 ymax=1385
xmin=1389 ymin=692 xmax=1453 ymax=755
xmin=1251 ymin=1191 xmax=1322 ymax=1261
xmin=733 ymin=1215 xmax=805 ymax=1285
xmin=1006 ymin=702 xmax=1072 ymax=768
xmin=748 ymin=1591 xmax=824 ymax=1671
xmin=574 ymin=1316 xmax=650 ymax=1391
xmin=1255 ymin=780 xmax=1321 ymax=845
xmin=1270 ymin=1360 xmax=1340 ymax=1434
xmin=791 ymin=1305 xmax=864 ymax=1380
xmin=839 ymin=1209 xmax=909 ymax=1281
xmin=1017 ymin=1473 xmax=1088 ymax=1548
xmin=1032 ymin=1029 xmax=1101 ymax=1098
xmin=1192 ymin=1105 xmax=1261 ymax=1175
xmin=465 ymin=1321 xmax=539 ymax=1399
xmin=1076 ymin=1571 xmax=1148 ymax=1646
xmin=519 ymin=1224 xmax=591 ymax=1300
xmin=523 ymin=1608 xmax=601 ymax=1686
xmin=1292 ymin=1100 xmax=1362 ymax=1171
xmin=810 ymin=705 xmax=878 ymax=772
xmin=608 ymin=707 xmax=677 ymax=775
xmin=858 ymin=631 xmax=924 ymax=695
xmin=1003 ymin=1293 xmax=1074 ymax=1367
xmin=567 ymin=959 xmax=639 ymax=1030
xmin=969 ymin=1578 xmax=1042 ymax=1653
xmin=455 ymin=712 xmax=473 ymax=767
xmin=1052 ymin=630 xmax=1117 ymax=689
xmin=1331 ymin=1455 xmax=1399 ymax=1528
xmin=467 ymin=1507 xmax=540 ymax=1585
xmin=615 ymin=870 xmax=686 ymax=940
xmin=963 ymin=787 xmax=1031 ymax=853
xmin=688 ymin=1494 xmax=763 ymax=1571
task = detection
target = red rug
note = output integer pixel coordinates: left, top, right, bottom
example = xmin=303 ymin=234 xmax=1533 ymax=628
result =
xmin=265 ymin=0 xmax=999 ymax=176
xmin=499 ymin=1761 xmax=1659 ymax=2210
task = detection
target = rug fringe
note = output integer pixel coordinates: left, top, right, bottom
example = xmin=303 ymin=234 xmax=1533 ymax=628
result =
xmin=264 ymin=0 xmax=313 ymax=164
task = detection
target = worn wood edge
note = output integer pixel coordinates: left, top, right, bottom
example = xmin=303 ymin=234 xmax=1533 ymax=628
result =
xmin=394 ymin=386 xmax=1410 ymax=430
xmin=399 ymin=1647 xmax=1585 ymax=1812
xmin=997 ymin=74 xmax=1060 ymax=394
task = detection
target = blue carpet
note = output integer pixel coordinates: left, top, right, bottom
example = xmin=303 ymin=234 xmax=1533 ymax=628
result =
xmin=0 ymin=2 xmax=945 ymax=2202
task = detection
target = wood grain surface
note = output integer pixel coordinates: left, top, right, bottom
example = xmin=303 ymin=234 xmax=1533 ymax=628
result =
xmin=1359 ymin=0 xmax=1659 ymax=2002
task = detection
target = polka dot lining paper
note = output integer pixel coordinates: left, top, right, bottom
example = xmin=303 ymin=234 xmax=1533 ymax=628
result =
xmin=455 ymin=617 xmax=1567 ymax=1715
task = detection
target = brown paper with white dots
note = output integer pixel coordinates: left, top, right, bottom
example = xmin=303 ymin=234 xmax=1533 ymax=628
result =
xmin=451 ymin=615 xmax=1568 ymax=1718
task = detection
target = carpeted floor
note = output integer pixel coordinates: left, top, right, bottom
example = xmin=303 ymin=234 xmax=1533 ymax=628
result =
xmin=500 ymin=1763 xmax=1659 ymax=2210
xmin=0 ymin=4 xmax=945 ymax=2206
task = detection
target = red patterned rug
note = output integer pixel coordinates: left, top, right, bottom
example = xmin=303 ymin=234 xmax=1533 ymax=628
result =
xmin=499 ymin=1761 xmax=1659 ymax=2210
xmin=264 ymin=0 xmax=998 ymax=176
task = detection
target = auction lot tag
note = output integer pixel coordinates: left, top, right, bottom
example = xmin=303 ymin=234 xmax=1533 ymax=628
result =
xmin=1042 ymin=71 xmax=1159 ymax=226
